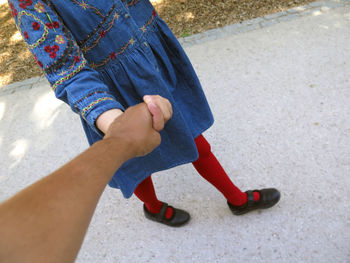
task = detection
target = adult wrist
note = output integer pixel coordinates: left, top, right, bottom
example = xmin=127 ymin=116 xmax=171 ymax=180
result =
xmin=98 ymin=137 xmax=136 ymax=162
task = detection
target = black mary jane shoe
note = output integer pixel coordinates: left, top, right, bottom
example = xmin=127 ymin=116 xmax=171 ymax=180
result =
xmin=228 ymin=188 xmax=281 ymax=215
xmin=143 ymin=202 xmax=190 ymax=227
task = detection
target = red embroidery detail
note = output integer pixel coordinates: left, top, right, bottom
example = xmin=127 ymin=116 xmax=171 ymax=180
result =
xmin=78 ymin=5 xmax=116 ymax=46
xmin=45 ymin=21 xmax=59 ymax=29
xmin=126 ymin=0 xmax=140 ymax=8
xmin=44 ymin=45 xmax=52 ymax=53
xmin=110 ymin=52 xmax=116 ymax=60
xmin=141 ymin=10 xmax=157 ymax=32
xmin=73 ymin=56 xmax=81 ymax=63
xmin=49 ymin=52 xmax=57 ymax=59
xmin=46 ymin=36 xmax=73 ymax=74
xmin=53 ymin=21 xmax=60 ymax=29
xmin=45 ymin=28 xmax=74 ymax=74
xmin=34 ymin=55 xmax=43 ymax=68
xmin=32 ymin=22 xmax=40 ymax=30
xmin=80 ymin=10 xmax=119 ymax=53
xmin=69 ymin=0 xmax=104 ymax=18
xmin=45 ymin=45 xmax=59 ymax=54
xmin=25 ymin=0 xmax=32 ymax=6
xmin=99 ymin=30 xmax=106 ymax=38
xmin=46 ymin=22 xmax=53 ymax=29
xmin=9 ymin=3 xmax=18 ymax=17
xmin=52 ymin=45 xmax=60 ymax=52
xmin=90 ymin=38 xmax=135 ymax=68
xmin=23 ymin=31 xmax=29 ymax=39
xmin=19 ymin=3 xmax=27 ymax=9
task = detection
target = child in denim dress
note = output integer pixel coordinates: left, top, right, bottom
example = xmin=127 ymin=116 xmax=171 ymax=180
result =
xmin=9 ymin=0 xmax=280 ymax=226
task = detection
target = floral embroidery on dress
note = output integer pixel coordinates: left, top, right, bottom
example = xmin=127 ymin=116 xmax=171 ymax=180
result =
xmin=10 ymin=0 xmax=88 ymax=92
xmin=17 ymin=10 xmax=49 ymax=49
xmin=125 ymin=0 xmax=140 ymax=8
xmin=19 ymin=0 xmax=32 ymax=9
xmin=141 ymin=10 xmax=157 ymax=32
xmin=73 ymin=56 xmax=81 ymax=63
xmin=45 ymin=36 xmax=74 ymax=74
xmin=55 ymin=35 xmax=65 ymax=44
xmin=90 ymin=38 xmax=135 ymax=69
xmin=46 ymin=21 xmax=59 ymax=29
xmin=9 ymin=2 xmax=18 ymax=17
xmin=56 ymin=47 xmax=82 ymax=75
xmin=32 ymin=21 xmax=40 ymax=30
xmin=81 ymin=13 xmax=119 ymax=53
xmin=69 ymin=0 xmax=104 ymax=18
xmin=52 ymin=59 xmax=87 ymax=91
xmin=79 ymin=6 xmax=119 ymax=54
xmin=43 ymin=23 xmax=79 ymax=75
xmin=34 ymin=2 xmax=44 ymax=12
xmin=44 ymin=44 xmax=59 ymax=58
xmin=77 ymin=5 xmax=116 ymax=47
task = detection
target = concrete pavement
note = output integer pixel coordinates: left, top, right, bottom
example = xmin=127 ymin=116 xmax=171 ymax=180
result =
xmin=1 ymin=1 xmax=350 ymax=262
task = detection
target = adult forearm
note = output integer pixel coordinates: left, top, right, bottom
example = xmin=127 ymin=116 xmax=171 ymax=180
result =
xmin=0 ymin=138 xmax=131 ymax=263
xmin=0 ymin=100 xmax=169 ymax=263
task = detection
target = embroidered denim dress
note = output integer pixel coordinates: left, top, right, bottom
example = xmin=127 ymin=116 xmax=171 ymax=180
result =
xmin=9 ymin=0 xmax=214 ymax=198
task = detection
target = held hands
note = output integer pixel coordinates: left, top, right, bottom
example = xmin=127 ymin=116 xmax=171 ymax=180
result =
xmin=104 ymin=103 xmax=161 ymax=157
xmin=103 ymin=95 xmax=173 ymax=158
xmin=143 ymin=95 xmax=173 ymax=131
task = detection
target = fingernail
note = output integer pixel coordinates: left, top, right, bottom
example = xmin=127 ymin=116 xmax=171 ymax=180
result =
xmin=144 ymin=95 xmax=151 ymax=103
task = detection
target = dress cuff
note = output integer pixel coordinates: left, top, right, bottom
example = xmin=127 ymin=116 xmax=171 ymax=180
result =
xmin=74 ymin=91 xmax=125 ymax=136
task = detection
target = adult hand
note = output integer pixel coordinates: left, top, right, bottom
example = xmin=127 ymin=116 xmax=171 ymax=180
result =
xmin=143 ymin=95 xmax=173 ymax=131
xmin=0 ymin=103 xmax=165 ymax=263
xmin=104 ymin=103 xmax=161 ymax=158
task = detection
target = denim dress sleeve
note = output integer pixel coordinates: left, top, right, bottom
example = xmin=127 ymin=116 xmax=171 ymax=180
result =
xmin=8 ymin=0 xmax=125 ymax=135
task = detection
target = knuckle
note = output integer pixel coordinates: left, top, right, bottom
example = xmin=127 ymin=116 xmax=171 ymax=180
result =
xmin=153 ymin=96 xmax=160 ymax=103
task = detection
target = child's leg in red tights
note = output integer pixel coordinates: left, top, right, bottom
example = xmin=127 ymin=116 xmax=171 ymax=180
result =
xmin=134 ymin=176 xmax=173 ymax=218
xmin=134 ymin=134 xmax=258 ymax=215
xmin=193 ymin=134 xmax=260 ymax=206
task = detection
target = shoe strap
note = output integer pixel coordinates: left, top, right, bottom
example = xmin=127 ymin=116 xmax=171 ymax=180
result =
xmin=158 ymin=202 xmax=169 ymax=220
xmin=245 ymin=190 xmax=255 ymax=206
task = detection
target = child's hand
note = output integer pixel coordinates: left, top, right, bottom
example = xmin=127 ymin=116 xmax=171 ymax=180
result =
xmin=96 ymin=95 xmax=172 ymax=134
xmin=143 ymin=95 xmax=173 ymax=131
xmin=96 ymin=108 xmax=124 ymax=134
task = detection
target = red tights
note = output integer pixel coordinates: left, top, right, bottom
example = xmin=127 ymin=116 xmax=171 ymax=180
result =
xmin=134 ymin=134 xmax=259 ymax=218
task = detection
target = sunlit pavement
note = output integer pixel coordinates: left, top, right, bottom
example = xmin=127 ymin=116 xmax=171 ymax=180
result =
xmin=1 ymin=4 xmax=350 ymax=263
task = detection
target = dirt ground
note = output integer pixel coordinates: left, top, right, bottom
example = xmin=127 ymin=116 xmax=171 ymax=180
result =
xmin=0 ymin=0 xmax=314 ymax=86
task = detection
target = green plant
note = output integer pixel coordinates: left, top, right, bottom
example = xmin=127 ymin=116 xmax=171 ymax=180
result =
xmin=181 ymin=28 xmax=191 ymax=37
